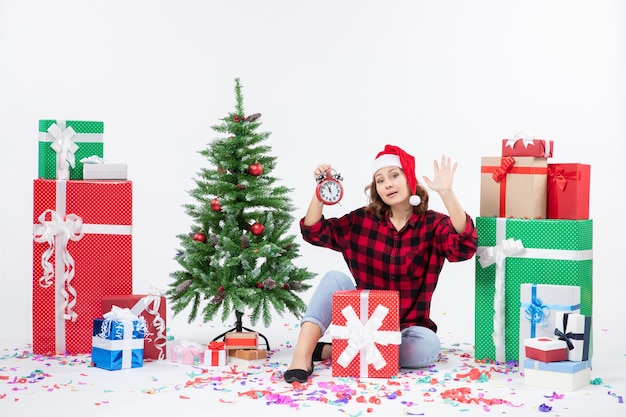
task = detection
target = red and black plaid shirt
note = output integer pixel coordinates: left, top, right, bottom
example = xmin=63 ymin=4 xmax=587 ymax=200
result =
xmin=300 ymin=207 xmax=478 ymax=332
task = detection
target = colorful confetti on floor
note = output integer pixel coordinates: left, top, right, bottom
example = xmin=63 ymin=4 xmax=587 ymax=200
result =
xmin=1 ymin=324 xmax=624 ymax=417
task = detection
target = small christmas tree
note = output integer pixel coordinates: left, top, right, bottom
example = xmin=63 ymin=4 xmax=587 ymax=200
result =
xmin=168 ymin=78 xmax=315 ymax=343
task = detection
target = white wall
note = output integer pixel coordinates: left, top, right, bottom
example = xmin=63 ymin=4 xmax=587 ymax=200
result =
xmin=1 ymin=0 xmax=624 ymax=344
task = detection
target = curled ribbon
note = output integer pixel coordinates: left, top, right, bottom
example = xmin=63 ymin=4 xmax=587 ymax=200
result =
xmin=130 ymin=287 xmax=167 ymax=360
xmin=48 ymin=122 xmax=79 ymax=180
xmin=491 ymin=157 xmax=515 ymax=183
xmin=477 ymin=238 xmax=525 ymax=363
xmin=331 ymin=304 xmax=401 ymax=372
xmin=524 ymin=296 xmax=550 ymax=329
xmin=33 ymin=209 xmax=84 ymax=321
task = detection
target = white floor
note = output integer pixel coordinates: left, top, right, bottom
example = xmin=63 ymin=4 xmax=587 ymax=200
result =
xmin=1 ymin=318 xmax=624 ymax=417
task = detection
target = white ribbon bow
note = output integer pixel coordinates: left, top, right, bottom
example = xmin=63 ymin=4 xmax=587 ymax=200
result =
xmin=331 ymin=304 xmax=401 ymax=371
xmin=33 ymin=209 xmax=84 ymax=321
xmin=504 ymin=131 xmax=544 ymax=149
xmin=48 ymin=121 xmax=79 ymax=179
xmin=99 ymin=307 xmax=147 ymax=339
xmin=104 ymin=305 xmax=138 ymax=321
xmin=476 ymin=238 xmax=525 ymax=363
xmin=80 ymin=155 xmax=105 ymax=164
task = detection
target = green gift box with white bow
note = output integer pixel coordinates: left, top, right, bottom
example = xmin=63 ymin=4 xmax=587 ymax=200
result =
xmin=474 ymin=217 xmax=593 ymax=363
xmin=38 ymin=119 xmax=104 ymax=180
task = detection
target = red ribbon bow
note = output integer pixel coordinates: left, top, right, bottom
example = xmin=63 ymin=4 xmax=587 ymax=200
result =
xmin=491 ymin=157 xmax=515 ymax=183
xmin=548 ymin=166 xmax=568 ymax=191
xmin=208 ymin=341 xmax=225 ymax=350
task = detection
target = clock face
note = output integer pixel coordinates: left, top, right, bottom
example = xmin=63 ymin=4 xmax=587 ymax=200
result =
xmin=317 ymin=178 xmax=343 ymax=205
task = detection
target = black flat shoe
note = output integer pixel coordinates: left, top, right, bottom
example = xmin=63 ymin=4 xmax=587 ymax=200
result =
xmin=312 ymin=342 xmax=332 ymax=362
xmin=284 ymin=361 xmax=314 ymax=384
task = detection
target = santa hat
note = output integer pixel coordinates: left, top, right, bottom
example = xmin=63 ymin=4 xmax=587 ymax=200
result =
xmin=372 ymin=144 xmax=421 ymax=206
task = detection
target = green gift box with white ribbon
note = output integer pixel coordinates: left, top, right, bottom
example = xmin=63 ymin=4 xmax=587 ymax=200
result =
xmin=38 ymin=119 xmax=104 ymax=180
xmin=474 ymin=217 xmax=592 ymax=363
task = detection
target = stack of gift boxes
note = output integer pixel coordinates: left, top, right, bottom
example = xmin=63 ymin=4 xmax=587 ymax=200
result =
xmin=474 ymin=133 xmax=592 ymax=390
xmin=169 ymin=332 xmax=266 ymax=367
xmin=32 ymin=119 xmax=167 ymax=370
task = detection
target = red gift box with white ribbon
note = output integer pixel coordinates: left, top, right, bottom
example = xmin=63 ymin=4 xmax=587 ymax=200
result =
xmin=102 ymin=292 xmax=167 ymax=360
xmin=501 ymin=136 xmax=554 ymax=158
xmin=32 ymin=179 xmax=133 ymax=354
xmin=330 ymin=290 xmax=401 ymax=378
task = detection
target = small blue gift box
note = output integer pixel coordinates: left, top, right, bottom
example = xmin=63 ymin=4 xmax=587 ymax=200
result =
xmin=92 ymin=316 xmax=146 ymax=370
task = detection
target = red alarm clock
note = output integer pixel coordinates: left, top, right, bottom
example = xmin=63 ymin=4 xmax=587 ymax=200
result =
xmin=315 ymin=170 xmax=344 ymax=205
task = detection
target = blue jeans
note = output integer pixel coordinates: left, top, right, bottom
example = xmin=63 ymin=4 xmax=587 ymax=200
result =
xmin=302 ymin=270 xmax=441 ymax=369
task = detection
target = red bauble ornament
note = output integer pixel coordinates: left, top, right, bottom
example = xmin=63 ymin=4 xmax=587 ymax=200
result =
xmin=193 ymin=232 xmax=207 ymax=243
xmin=211 ymin=198 xmax=222 ymax=211
xmin=256 ymin=283 xmax=263 ymax=288
xmin=251 ymin=221 xmax=265 ymax=236
xmin=248 ymin=162 xmax=263 ymax=176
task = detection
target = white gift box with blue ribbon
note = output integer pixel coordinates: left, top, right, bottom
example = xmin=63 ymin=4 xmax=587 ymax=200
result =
xmin=92 ymin=306 xmax=146 ymax=371
xmin=519 ymin=283 xmax=580 ymax=371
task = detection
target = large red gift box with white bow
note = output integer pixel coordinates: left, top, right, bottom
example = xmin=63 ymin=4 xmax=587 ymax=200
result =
xmin=330 ymin=290 xmax=401 ymax=378
xmin=32 ymin=179 xmax=132 ymax=354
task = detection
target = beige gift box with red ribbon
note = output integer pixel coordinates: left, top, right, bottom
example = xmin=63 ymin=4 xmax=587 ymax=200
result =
xmin=480 ymin=156 xmax=548 ymax=219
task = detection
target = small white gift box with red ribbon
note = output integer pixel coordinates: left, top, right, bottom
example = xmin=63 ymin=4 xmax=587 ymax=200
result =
xmin=204 ymin=341 xmax=227 ymax=366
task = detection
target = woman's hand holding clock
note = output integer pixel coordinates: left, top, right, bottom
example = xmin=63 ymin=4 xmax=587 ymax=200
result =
xmin=314 ymin=164 xmax=344 ymax=205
